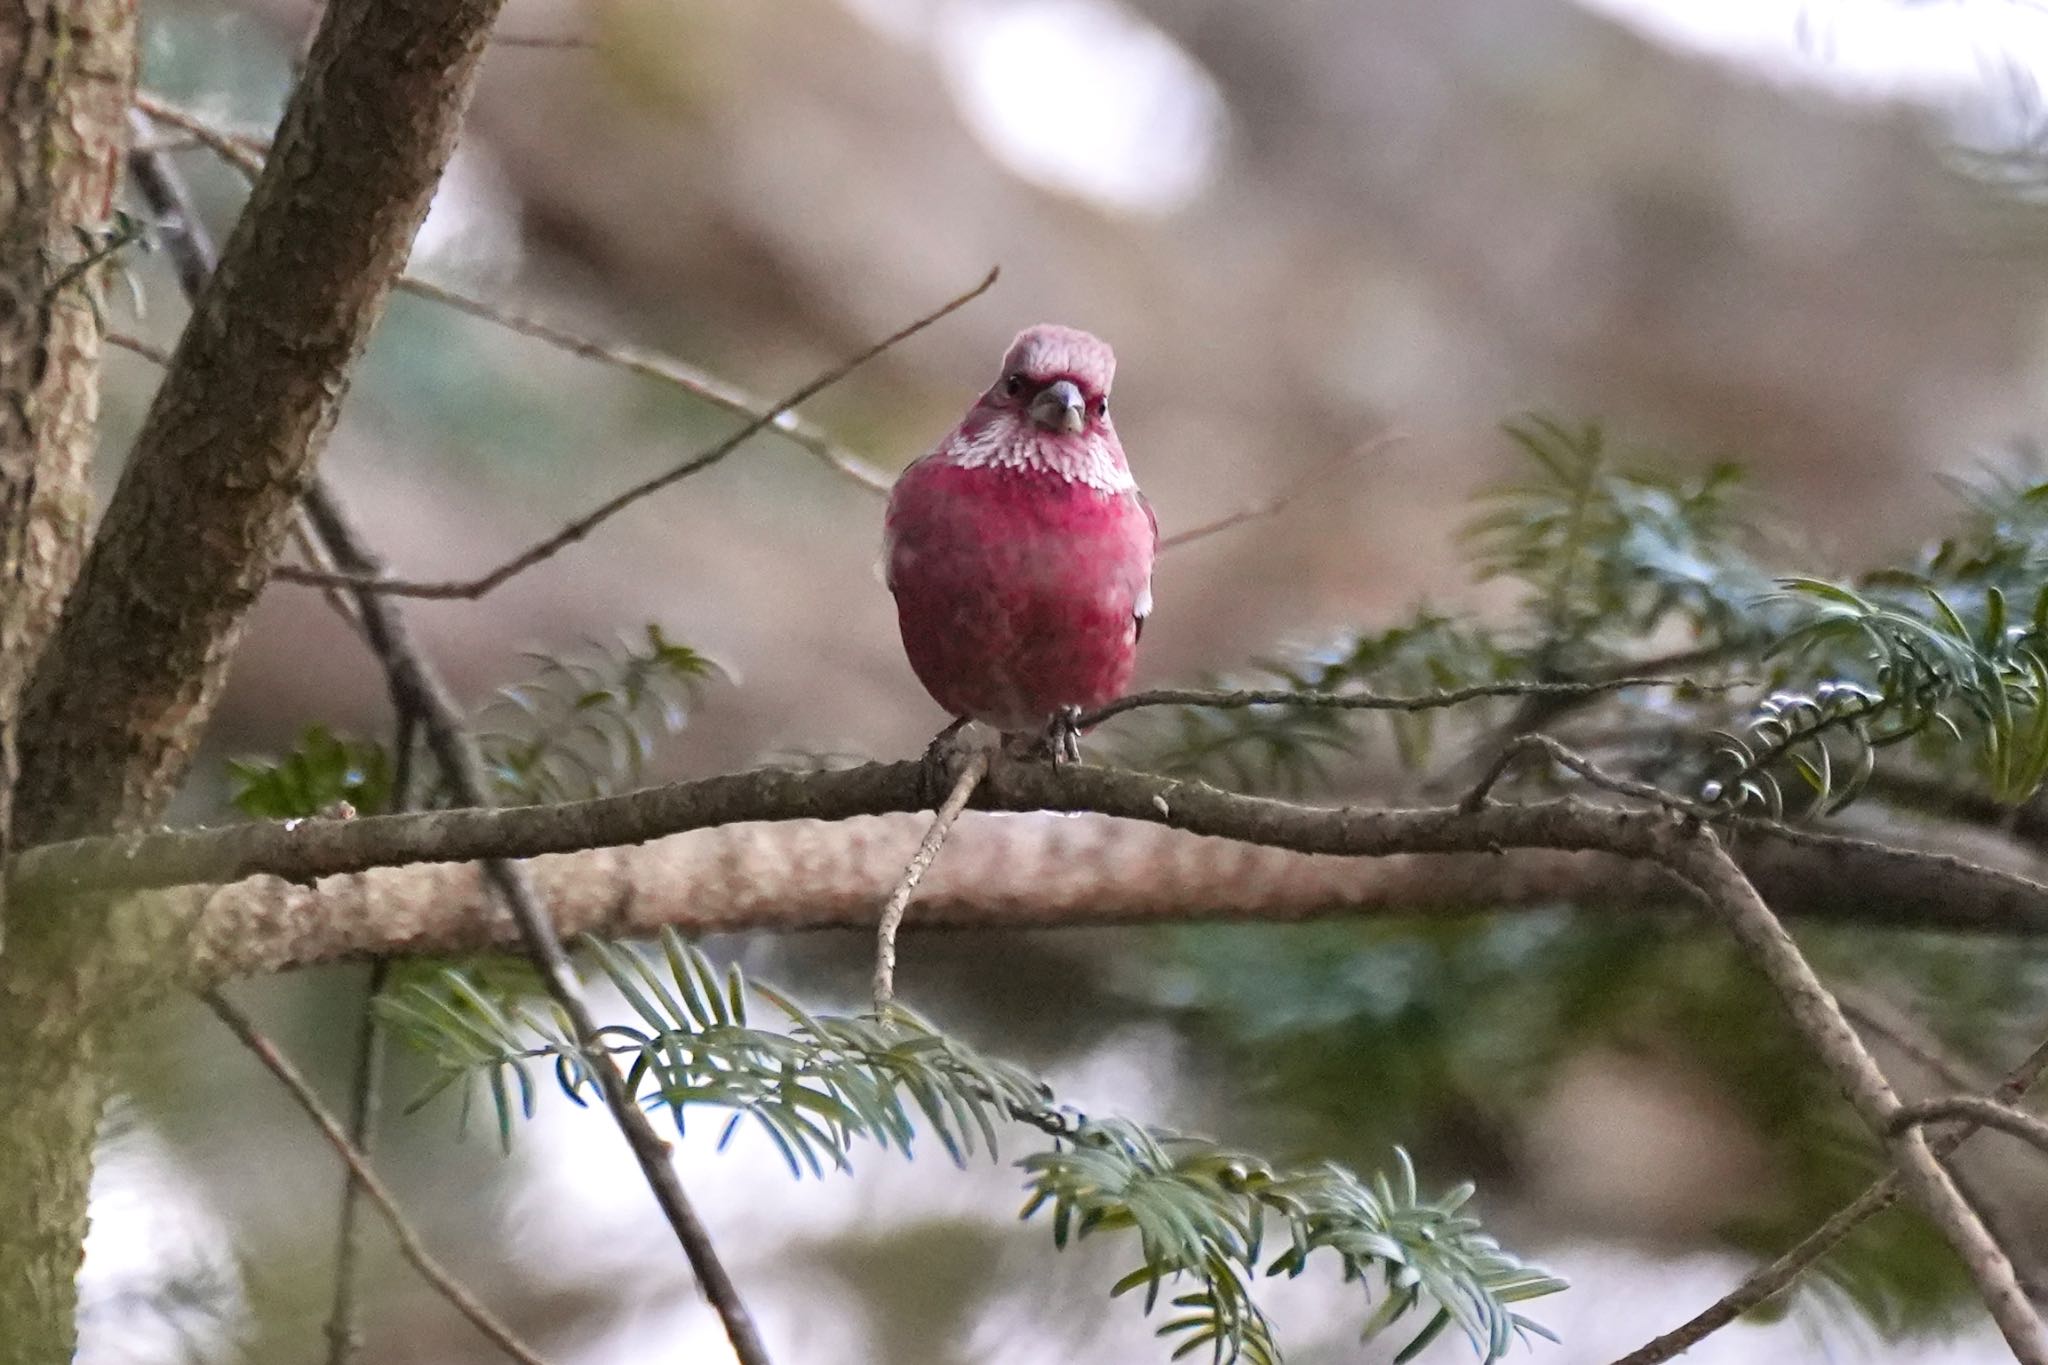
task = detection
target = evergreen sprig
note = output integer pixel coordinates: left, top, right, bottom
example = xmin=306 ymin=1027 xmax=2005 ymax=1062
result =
xmin=475 ymin=624 xmax=716 ymax=803
xmin=379 ymin=930 xmax=1566 ymax=1364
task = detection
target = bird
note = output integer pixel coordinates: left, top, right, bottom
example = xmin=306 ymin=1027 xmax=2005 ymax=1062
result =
xmin=884 ymin=323 xmax=1156 ymax=760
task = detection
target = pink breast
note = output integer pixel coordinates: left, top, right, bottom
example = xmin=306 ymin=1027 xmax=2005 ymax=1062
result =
xmin=886 ymin=462 xmax=1154 ymax=733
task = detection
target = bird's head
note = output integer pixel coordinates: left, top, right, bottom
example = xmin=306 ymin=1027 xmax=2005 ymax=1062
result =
xmin=984 ymin=324 xmax=1116 ymax=437
xmin=935 ymin=324 xmax=1131 ymax=491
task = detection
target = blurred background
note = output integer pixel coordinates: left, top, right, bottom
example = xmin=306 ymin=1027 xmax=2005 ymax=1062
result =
xmin=85 ymin=0 xmax=2048 ymax=1361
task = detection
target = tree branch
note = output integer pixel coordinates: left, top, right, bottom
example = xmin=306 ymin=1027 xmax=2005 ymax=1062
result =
xmin=1611 ymin=1032 xmax=2048 ymax=1365
xmin=298 ymin=484 xmax=773 ymax=1365
xmin=15 ymin=0 xmax=512 ymax=843
xmin=20 ymin=758 xmax=2048 ymax=937
xmin=201 ymin=989 xmax=550 ymax=1365
xmin=269 ymin=268 xmax=995 ymax=600
xmin=1665 ymin=835 xmax=2048 ymax=1361
xmin=1075 ymin=676 xmax=1740 ymax=730
xmin=873 ymin=752 xmax=986 ymax=1012
xmin=1892 ymin=1096 xmax=2048 ymax=1158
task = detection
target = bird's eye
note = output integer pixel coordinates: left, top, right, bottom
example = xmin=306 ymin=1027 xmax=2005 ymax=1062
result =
xmin=1096 ymin=396 xmax=1110 ymax=417
xmin=1003 ymin=374 xmax=1025 ymax=397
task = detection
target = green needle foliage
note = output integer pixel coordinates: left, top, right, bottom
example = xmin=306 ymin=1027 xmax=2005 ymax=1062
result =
xmin=228 ymin=724 xmax=393 ymax=819
xmin=379 ymin=930 xmax=1566 ymax=1365
xmin=475 ymin=624 xmax=717 ymax=803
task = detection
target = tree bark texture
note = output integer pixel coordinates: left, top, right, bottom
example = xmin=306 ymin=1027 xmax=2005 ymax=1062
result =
xmin=0 ymin=0 xmax=133 ymax=861
xmin=0 ymin=1 xmax=135 ymax=1357
xmin=15 ymin=0 xmax=507 ymax=845
xmin=0 ymin=0 xmax=504 ymax=1355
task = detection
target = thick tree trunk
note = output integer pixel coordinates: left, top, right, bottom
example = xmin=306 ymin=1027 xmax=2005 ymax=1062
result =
xmin=0 ymin=0 xmax=133 ymax=1355
xmin=0 ymin=0 xmax=131 ymax=880
xmin=0 ymin=926 xmax=110 ymax=1363
xmin=0 ymin=0 xmax=503 ymax=1353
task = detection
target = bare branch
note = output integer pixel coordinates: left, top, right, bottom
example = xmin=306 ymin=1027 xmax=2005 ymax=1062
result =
xmin=873 ymin=751 xmax=987 ymax=1012
xmin=1613 ymin=1032 xmax=2048 ymax=1365
xmin=1838 ymin=987 xmax=1990 ymax=1094
xmin=389 ymin=274 xmax=894 ymax=495
xmin=1462 ymin=732 xmax=1706 ymax=817
xmin=105 ymin=330 xmax=173 ymax=367
xmin=1892 ymin=1096 xmax=2048 ymax=1157
xmin=1076 ymin=675 xmax=1739 ymax=730
xmin=201 ymin=989 xmax=549 ymax=1365
xmin=271 ymin=267 xmax=998 ymax=600
xmin=1155 ymin=432 xmax=1397 ymax=554
xmin=131 ymin=94 xmax=265 ymax=176
xmin=324 ymin=959 xmax=390 ymax=1365
xmin=1667 ymin=836 xmax=2048 ymax=1361
xmin=298 ymin=481 xmax=773 ymax=1365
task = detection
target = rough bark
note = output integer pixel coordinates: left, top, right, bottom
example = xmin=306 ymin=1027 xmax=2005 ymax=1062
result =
xmin=0 ymin=0 xmax=131 ymax=865
xmin=0 ymin=1 xmax=137 ymax=1356
xmin=14 ymin=0 xmax=507 ymax=845
xmin=0 ymin=0 xmax=504 ymax=1355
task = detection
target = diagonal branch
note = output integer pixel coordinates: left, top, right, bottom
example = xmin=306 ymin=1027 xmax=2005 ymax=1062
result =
xmin=201 ymin=989 xmax=549 ymax=1365
xmin=15 ymin=0 xmax=513 ymax=844
xmin=872 ymin=751 xmax=987 ymax=1012
xmin=1612 ymin=1032 xmax=2048 ymax=1365
xmin=298 ymin=484 xmax=774 ymax=1365
xmin=270 ymin=267 xmax=996 ymax=600
xmin=1664 ymin=836 xmax=2047 ymax=1362
xmin=390 ymin=273 xmax=894 ymax=495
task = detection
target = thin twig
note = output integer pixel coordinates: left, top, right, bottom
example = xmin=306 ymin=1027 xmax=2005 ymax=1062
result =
xmin=390 ymin=274 xmax=895 ymax=496
xmin=872 ymin=751 xmax=987 ymax=1013
xmin=324 ymin=957 xmax=390 ymax=1365
xmin=201 ymin=990 xmax=549 ymax=1365
xmin=274 ymin=268 xmax=998 ymax=600
xmin=1155 ymin=432 xmax=1400 ymax=554
xmin=1461 ymin=732 xmax=1706 ymax=816
xmin=1077 ymin=675 xmax=1737 ymax=731
xmin=106 ymin=329 xmax=172 ymax=366
xmin=299 ymin=485 xmax=776 ymax=1365
xmin=1892 ymin=1096 xmax=2048 ymax=1157
xmin=1838 ymin=987 xmax=1989 ymax=1094
xmin=131 ymin=94 xmax=266 ymax=177
xmin=491 ymin=33 xmax=595 ymax=48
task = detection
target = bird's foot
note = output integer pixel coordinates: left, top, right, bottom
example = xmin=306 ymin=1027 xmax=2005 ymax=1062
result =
xmin=1003 ymin=706 xmax=1084 ymax=766
xmin=918 ymin=717 xmax=987 ymax=807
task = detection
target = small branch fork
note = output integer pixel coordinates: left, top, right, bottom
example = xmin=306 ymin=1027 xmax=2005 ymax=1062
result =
xmin=201 ymin=991 xmax=549 ymax=1365
xmin=1892 ymin=1096 xmax=2048 ymax=1157
xmin=1612 ymin=1031 xmax=2048 ymax=1365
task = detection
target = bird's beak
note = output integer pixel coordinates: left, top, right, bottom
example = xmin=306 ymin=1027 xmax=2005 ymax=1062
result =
xmin=1029 ymin=379 xmax=1087 ymax=434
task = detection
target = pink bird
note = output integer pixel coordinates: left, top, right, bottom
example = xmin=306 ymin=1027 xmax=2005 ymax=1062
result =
xmin=885 ymin=324 xmax=1156 ymax=757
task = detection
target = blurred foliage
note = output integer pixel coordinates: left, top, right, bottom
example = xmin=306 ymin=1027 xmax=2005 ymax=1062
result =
xmin=384 ymin=931 xmax=1565 ymax=1365
xmin=475 ymin=624 xmax=717 ymax=804
xmin=228 ymin=725 xmax=392 ymax=820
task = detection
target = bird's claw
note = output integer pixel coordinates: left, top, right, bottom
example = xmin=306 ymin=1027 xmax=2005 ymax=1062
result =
xmin=1048 ymin=705 xmax=1083 ymax=765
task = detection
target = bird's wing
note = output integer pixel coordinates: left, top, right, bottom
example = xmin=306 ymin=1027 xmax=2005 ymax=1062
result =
xmin=1134 ymin=490 xmax=1157 ymax=640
